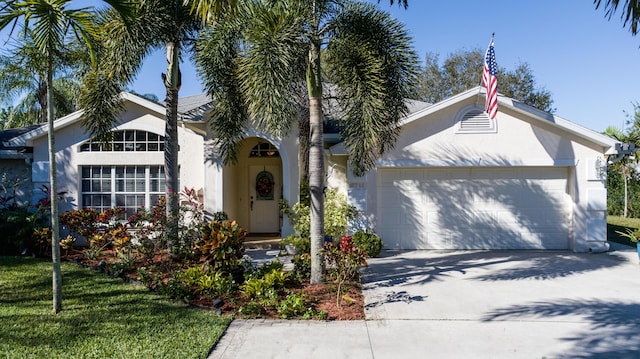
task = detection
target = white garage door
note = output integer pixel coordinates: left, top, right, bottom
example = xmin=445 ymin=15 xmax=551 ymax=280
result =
xmin=377 ymin=167 xmax=571 ymax=250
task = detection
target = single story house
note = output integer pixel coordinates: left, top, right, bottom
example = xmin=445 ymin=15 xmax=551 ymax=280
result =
xmin=1 ymin=86 xmax=619 ymax=252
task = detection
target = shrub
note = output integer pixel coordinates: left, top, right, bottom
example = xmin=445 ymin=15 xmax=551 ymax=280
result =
xmin=244 ymin=260 xmax=284 ymax=281
xmin=276 ymin=290 xmax=308 ymax=319
xmin=196 ymin=220 xmax=247 ymax=270
xmin=324 ymin=235 xmax=368 ymax=306
xmin=281 ymin=187 xmax=357 ymax=240
xmin=351 ymin=230 xmax=383 ymax=257
xmin=0 ymin=205 xmax=42 ymax=255
xmin=291 ymin=253 xmax=311 ymax=280
xmin=280 ymin=235 xmax=310 ymax=254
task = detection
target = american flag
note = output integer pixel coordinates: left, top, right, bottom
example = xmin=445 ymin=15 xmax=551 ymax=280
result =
xmin=482 ymin=39 xmax=498 ymax=120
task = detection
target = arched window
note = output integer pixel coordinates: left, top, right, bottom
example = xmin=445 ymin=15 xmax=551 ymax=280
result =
xmin=249 ymin=142 xmax=279 ymax=157
xmin=79 ymin=130 xmax=165 ymax=152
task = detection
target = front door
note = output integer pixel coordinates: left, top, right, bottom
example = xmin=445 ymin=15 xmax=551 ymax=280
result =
xmin=249 ymin=165 xmax=281 ymax=233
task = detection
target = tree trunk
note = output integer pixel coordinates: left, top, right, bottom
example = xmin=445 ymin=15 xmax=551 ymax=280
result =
xmin=47 ymin=56 xmax=62 ymax=314
xmin=307 ymin=39 xmax=324 ymax=284
xmin=164 ymin=40 xmax=181 ymax=257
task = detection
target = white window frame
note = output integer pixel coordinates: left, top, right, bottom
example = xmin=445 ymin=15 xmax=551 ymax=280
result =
xmin=78 ymin=130 xmax=165 ymax=152
xmin=81 ymin=165 xmax=165 ymax=217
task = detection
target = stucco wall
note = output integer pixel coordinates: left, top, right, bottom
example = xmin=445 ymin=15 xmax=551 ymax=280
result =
xmin=29 ymin=101 xmax=205 ymax=213
xmin=348 ymin=98 xmax=610 ymax=252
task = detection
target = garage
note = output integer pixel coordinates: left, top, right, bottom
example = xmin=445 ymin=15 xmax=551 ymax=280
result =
xmin=377 ymin=167 xmax=572 ymax=250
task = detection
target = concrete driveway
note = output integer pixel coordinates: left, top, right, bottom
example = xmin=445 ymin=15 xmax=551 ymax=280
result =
xmin=209 ymin=245 xmax=640 ymax=359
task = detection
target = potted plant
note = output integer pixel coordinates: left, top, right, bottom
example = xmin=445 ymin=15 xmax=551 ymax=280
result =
xmin=615 ymin=228 xmax=640 ymax=260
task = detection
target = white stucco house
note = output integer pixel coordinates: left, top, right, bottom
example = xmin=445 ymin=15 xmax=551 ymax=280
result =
xmin=1 ymin=86 xmax=619 ymax=252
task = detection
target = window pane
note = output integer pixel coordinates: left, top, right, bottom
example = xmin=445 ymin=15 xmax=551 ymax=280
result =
xmin=116 ymin=179 xmax=124 ymax=192
xmin=125 ymin=143 xmax=134 ymax=151
xmin=80 ymin=143 xmax=90 ymax=152
xmin=136 ymin=131 xmax=146 ymax=141
xmin=125 ymin=179 xmax=135 ymax=191
xmin=82 ymin=167 xmax=90 ymax=178
xmin=82 ymin=180 xmax=90 ymax=192
xmin=148 ymin=143 xmax=158 ymax=151
xmin=114 ymin=143 xmax=124 ymax=151
xmin=124 ymin=130 xmax=134 ymax=141
xmin=148 ymin=133 xmax=158 ymax=141
xmin=114 ymin=131 xmax=124 ymax=141
xmin=135 ymin=143 xmax=147 ymax=151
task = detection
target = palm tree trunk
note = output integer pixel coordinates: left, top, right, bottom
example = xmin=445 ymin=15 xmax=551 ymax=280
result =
xmin=47 ymin=56 xmax=62 ymax=314
xmin=308 ymin=39 xmax=324 ymax=284
xmin=164 ymin=40 xmax=181 ymax=257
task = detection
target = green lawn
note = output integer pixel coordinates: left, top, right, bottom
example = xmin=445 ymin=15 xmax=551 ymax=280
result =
xmin=0 ymin=256 xmax=231 ymax=359
xmin=607 ymin=215 xmax=640 ymax=248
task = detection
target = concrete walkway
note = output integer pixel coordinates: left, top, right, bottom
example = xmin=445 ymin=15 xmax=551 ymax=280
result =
xmin=208 ymin=244 xmax=640 ymax=359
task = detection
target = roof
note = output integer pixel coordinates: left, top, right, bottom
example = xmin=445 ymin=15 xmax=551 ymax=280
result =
xmin=330 ymin=86 xmax=619 ymax=155
xmin=8 ymin=87 xmax=618 ymax=157
xmin=0 ymin=125 xmax=40 ymax=158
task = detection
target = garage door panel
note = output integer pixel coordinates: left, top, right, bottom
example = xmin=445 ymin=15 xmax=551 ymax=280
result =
xmin=377 ymin=167 xmax=570 ymax=250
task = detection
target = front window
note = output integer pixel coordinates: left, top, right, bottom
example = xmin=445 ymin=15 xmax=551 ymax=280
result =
xmin=81 ymin=165 xmax=165 ymax=217
xmin=79 ymin=130 xmax=165 ymax=152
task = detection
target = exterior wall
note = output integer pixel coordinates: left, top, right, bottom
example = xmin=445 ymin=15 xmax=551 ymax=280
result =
xmin=204 ymin=126 xmax=299 ymax=236
xmin=30 ymin=101 xmax=205 ymax=214
xmin=354 ymin=98 xmax=609 ymax=252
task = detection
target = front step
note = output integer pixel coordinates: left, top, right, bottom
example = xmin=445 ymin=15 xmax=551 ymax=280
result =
xmin=244 ymin=237 xmax=281 ymax=250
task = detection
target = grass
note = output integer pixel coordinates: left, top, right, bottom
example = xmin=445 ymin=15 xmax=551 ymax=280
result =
xmin=607 ymin=215 xmax=640 ymax=248
xmin=0 ymin=256 xmax=231 ymax=359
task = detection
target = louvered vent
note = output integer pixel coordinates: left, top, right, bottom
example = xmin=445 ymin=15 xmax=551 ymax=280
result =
xmin=460 ymin=109 xmax=491 ymax=130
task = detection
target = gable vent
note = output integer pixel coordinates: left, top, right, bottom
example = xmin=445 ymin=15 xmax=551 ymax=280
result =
xmin=461 ymin=110 xmax=490 ymax=129
xmin=456 ymin=107 xmax=496 ymax=133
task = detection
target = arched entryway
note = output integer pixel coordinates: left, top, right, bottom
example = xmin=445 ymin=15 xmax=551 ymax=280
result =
xmin=224 ymin=137 xmax=283 ymax=234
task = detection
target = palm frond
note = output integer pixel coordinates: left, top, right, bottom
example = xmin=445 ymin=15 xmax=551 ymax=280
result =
xmin=238 ymin=0 xmax=308 ymax=136
xmin=325 ymin=1 xmax=418 ymax=176
xmin=196 ymin=18 xmax=246 ymax=164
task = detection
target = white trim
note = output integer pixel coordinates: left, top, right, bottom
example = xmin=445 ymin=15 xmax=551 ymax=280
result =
xmin=399 ymin=86 xmax=618 ymax=154
xmin=376 ymin=158 xmax=579 ymax=167
xmin=19 ymin=92 xmax=166 ymax=146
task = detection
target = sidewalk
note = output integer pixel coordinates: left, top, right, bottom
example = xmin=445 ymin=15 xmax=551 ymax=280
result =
xmin=208 ymin=245 xmax=640 ymax=359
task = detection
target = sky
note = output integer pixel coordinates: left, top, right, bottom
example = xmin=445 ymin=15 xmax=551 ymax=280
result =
xmin=126 ymin=0 xmax=640 ymax=134
xmin=3 ymin=1 xmax=639 ymax=133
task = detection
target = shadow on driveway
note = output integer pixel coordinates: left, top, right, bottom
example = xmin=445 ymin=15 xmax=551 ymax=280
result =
xmin=362 ymin=248 xmax=640 ymax=359
xmin=483 ymin=299 xmax=640 ymax=359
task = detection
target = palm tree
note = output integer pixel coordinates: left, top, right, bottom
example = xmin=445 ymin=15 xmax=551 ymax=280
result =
xmin=0 ymin=0 xmax=131 ymax=314
xmin=595 ymin=0 xmax=640 ymax=35
xmin=604 ymin=125 xmax=639 ymax=217
xmin=195 ymin=0 xmax=418 ymax=283
xmin=79 ymin=0 xmax=236 ymax=258
xmin=0 ymin=30 xmax=89 ymax=128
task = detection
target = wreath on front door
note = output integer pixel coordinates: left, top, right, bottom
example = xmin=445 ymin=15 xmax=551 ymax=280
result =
xmin=255 ymin=171 xmax=274 ymax=200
